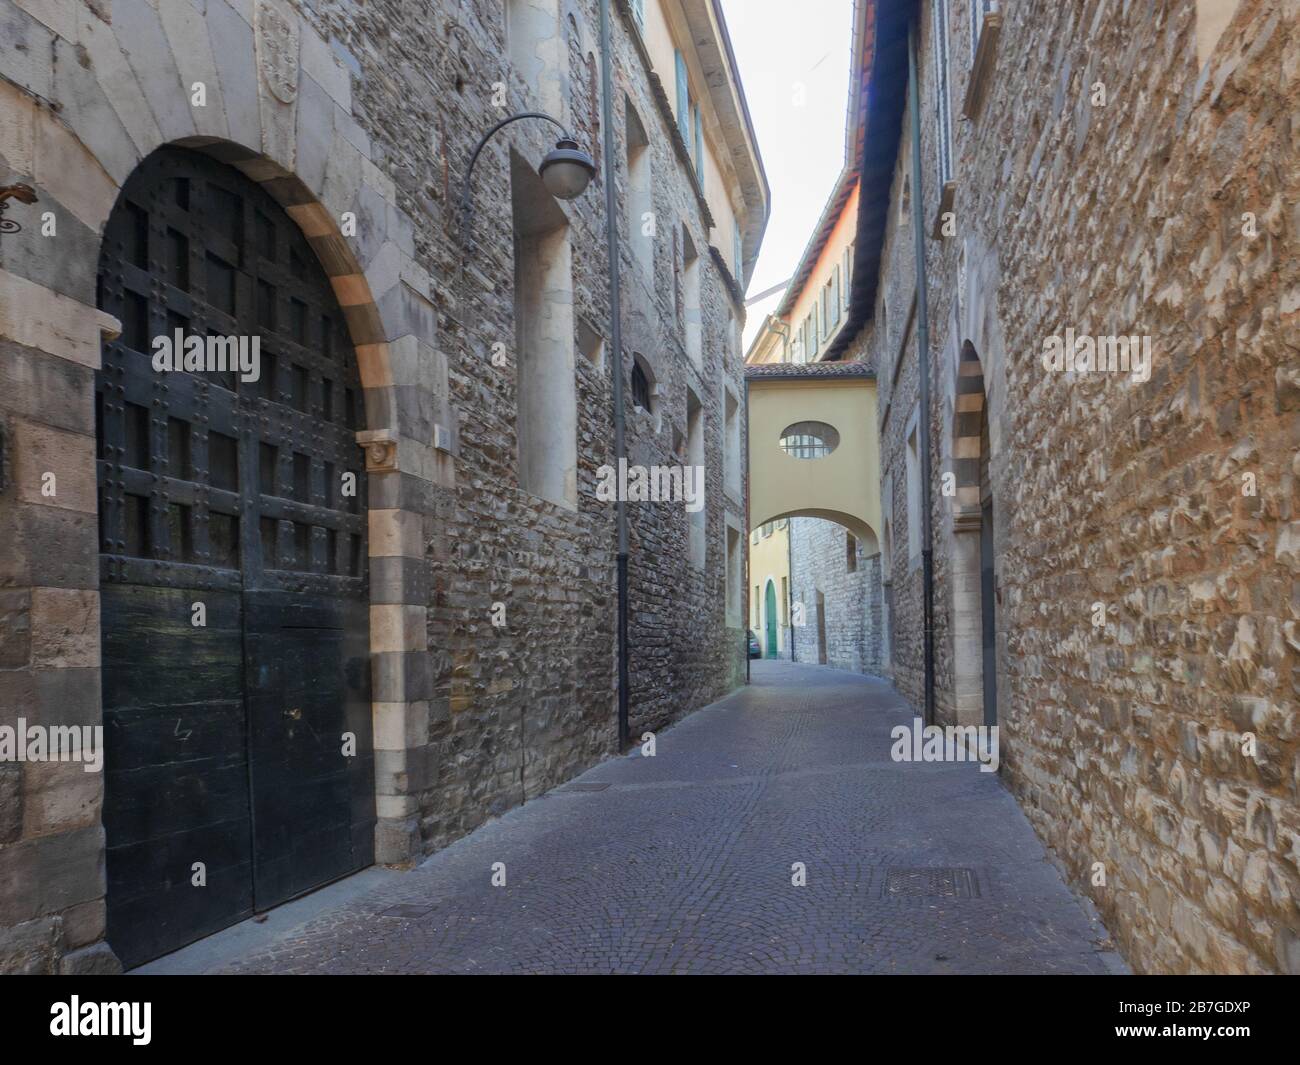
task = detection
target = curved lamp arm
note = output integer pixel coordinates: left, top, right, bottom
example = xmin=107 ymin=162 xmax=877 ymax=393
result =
xmin=458 ymin=111 xmax=573 ymax=247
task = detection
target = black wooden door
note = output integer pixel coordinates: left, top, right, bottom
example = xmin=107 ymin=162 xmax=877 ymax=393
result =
xmin=97 ymin=147 xmax=374 ymax=968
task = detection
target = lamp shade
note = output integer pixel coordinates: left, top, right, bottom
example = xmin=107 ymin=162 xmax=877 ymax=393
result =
xmin=539 ymin=138 xmax=596 ymax=200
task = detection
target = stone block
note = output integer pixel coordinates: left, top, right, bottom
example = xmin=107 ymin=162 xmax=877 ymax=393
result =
xmin=158 ymin=0 xmax=229 ymax=140
xmin=206 ymin=0 xmax=260 ymax=149
xmin=59 ymin=897 xmax=105 ymax=951
xmin=0 ymin=2 xmax=53 ymax=99
xmin=58 ymin=941 xmax=121 ymax=975
xmin=29 ymin=588 xmax=99 ymax=669
xmin=0 ymin=270 xmax=114 ymax=370
xmin=0 ymin=504 xmax=99 ymax=590
xmin=22 ymin=760 xmax=103 ymax=837
xmin=50 ymin=35 xmax=141 ymax=191
xmin=112 ymin=0 xmax=196 ymax=143
xmin=0 ymin=916 xmax=58 ymax=975
xmin=0 ymin=764 xmax=22 ymax=844
xmin=373 ymin=815 xmax=420 ymax=865
xmin=0 ymin=589 xmax=31 ymax=668
xmin=0 ymin=78 xmax=35 ymax=173
xmin=12 ymin=419 xmax=96 ymax=514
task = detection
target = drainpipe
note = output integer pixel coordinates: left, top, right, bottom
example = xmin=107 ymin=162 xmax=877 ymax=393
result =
xmin=598 ymin=0 xmax=630 ymax=749
xmin=907 ymin=18 xmax=936 ymax=728
xmin=786 ymin=519 xmax=795 ymax=661
xmin=744 ymin=375 xmax=751 ymax=685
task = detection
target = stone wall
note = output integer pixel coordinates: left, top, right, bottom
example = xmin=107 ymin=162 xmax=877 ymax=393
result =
xmin=0 ymin=0 xmax=751 ymax=971
xmin=871 ymin=0 xmax=1300 ymax=973
xmin=789 ymin=517 xmax=884 ymax=675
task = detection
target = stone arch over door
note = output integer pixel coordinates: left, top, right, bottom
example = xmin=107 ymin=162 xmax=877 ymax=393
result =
xmin=949 ymin=341 xmax=995 ymax=728
xmin=0 ymin=0 xmax=444 ymax=972
xmin=96 ymin=144 xmax=382 ymax=967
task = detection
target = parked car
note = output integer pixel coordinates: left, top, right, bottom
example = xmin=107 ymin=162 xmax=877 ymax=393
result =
xmin=747 ymin=630 xmax=762 ymax=659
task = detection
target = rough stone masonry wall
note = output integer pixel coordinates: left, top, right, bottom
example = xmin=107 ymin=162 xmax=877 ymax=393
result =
xmin=250 ymin=0 xmax=748 ymax=851
xmin=789 ymin=517 xmax=884 ymax=675
xmin=879 ymin=0 xmax=1300 ymax=973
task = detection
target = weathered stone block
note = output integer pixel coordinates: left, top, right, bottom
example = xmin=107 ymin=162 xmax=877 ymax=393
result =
xmin=58 ymin=941 xmax=121 ymax=975
xmin=0 ymin=916 xmax=58 ymax=975
xmin=29 ymin=588 xmax=99 ymax=669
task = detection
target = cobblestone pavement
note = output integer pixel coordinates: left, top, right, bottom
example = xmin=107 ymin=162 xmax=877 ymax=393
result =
xmin=221 ymin=662 xmax=1124 ymax=974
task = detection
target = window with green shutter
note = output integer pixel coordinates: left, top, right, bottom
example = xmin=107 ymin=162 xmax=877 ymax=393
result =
xmin=692 ymin=103 xmax=703 ymax=183
xmin=675 ymin=50 xmax=690 ymax=143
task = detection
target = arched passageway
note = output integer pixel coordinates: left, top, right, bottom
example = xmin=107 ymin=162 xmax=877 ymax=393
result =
xmin=745 ymin=363 xmax=886 ymax=676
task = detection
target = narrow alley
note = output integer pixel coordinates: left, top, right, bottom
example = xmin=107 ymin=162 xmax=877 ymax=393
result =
xmin=143 ymin=663 xmax=1121 ymax=976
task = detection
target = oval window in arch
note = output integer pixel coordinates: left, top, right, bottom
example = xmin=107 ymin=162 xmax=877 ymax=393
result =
xmin=778 ymin=421 xmax=840 ymax=459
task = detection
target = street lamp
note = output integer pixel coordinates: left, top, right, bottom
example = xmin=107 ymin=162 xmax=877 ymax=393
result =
xmin=539 ymin=138 xmax=597 ymax=200
xmin=458 ymin=112 xmax=595 ymax=249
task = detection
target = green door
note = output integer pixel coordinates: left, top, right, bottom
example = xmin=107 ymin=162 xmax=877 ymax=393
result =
xmin=764 ymin=580 xmax=778 ymax=658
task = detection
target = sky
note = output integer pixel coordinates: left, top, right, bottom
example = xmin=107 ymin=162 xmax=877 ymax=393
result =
xmin=719 ymin=0 xmax=855 ymax=351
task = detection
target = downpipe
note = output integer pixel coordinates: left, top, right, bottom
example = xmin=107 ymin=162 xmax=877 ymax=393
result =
xmin=907 ymin=18 xmax=937 ymax=728
xmin=598 ymin=0 xmax=631 ymax=749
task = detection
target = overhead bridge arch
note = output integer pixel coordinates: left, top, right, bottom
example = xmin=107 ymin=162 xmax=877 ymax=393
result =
xmin=745 ymin=363 xmax=881 ymax=548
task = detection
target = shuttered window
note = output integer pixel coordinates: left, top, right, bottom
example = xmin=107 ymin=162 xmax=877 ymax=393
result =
xmin=675 ymin=50 xmax=690 ymax=142
xmin=934 ymin=0 xmax=954 ymax=184
xmin=692 ymin=103 xmax=703 ymax=184
xmin=969 ymin=0 xmax=998 ymax=63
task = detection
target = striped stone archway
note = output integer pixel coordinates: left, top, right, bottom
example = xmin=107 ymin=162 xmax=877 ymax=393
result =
xmin=948 ymin=340 xmax=992 ymax=728
xmin=951 ymin=341 xmax=988 ymax=518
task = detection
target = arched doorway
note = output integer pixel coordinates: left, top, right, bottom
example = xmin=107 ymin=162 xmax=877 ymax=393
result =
xmin=764 ymin=579 xmax=778 ymax=658
xmin=951 ymin=341 xmax=997 ymax=728
xmin=95 ymin=147 xmax=375 ymax=968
